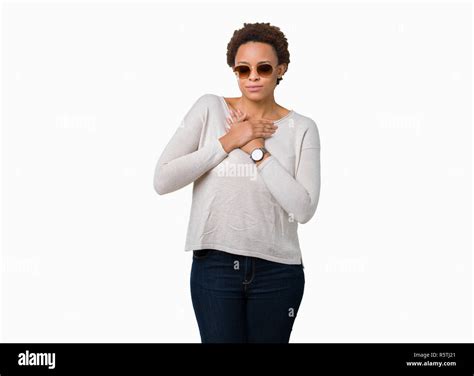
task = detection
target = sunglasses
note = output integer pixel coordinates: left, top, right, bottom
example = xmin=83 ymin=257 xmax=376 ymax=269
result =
xmin=233 ymin=63 xmax=274 ymax=79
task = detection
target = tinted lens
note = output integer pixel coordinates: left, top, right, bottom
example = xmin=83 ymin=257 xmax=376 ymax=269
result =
xmin=257 ymin=64 xmax=273 ymax=77
xmin=234 ymin=64 xmax=274 ymax=78
xmin=234 ymin=65 xmax=251 ymax=78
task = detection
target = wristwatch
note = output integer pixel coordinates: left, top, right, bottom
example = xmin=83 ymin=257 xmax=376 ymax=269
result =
xmin=250 ymin=147 xmax=268 ymax=163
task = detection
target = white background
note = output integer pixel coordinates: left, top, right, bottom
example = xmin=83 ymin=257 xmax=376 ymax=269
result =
xmin=1 ymin=0 xmax=472 ymax=342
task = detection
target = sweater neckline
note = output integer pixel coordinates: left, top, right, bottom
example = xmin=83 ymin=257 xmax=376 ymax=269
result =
xmin=220 ymin=96 xmax=294 ymax=124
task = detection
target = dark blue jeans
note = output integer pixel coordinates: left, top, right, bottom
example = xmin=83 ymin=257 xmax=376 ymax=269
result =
xmin=190 ymin=249 xmax=305 ymax=343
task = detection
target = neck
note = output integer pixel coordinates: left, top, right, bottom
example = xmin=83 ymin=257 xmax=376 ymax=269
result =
xmin=238 ymin=94 xmax=279 ymax=120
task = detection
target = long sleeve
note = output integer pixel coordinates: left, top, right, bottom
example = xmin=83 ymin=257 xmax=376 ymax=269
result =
xmin=153 ymin=94 xmax=229 ymax=195
xmin=257 ymin=120 xmax=321 ymax=224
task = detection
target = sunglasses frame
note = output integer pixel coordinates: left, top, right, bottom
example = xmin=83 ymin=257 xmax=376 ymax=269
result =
xmin=233 ymin=63 xmax=276 ymax=79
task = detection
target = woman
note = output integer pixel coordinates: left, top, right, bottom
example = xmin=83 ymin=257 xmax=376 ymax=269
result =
xmin=153 ymin=22 xmax=321 ymax=343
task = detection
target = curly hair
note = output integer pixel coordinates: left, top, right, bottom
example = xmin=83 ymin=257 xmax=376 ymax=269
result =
xmin=226 ymin=22 xmax=290 ymax=86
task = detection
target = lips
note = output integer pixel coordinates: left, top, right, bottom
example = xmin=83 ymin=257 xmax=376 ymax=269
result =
xmin=246 ymin=86 xmax=263 ymax=92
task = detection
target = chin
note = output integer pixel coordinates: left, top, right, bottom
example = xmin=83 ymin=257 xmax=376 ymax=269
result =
xmin=244 ymin=90 xmax=266 ymax=97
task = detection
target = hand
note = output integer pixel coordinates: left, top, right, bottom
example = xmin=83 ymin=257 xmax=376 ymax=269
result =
xmin=224 ymin=108 xmax=278 ymax=149
xmin=226 ymin=109 xmax=263 ymax=154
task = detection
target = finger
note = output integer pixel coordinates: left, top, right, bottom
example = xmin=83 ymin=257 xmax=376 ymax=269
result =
xmin=238 ymin=109 xmax=248 ymax=121
xmin=256 ymin=129 xmax=276 ymax=137
xmin=258 ymin=120 xmax=276 ymax=127
xmin=263 ymin=124 xmax=277 ymax=130
xmin=264 ymin=122 xmax=278 ymax=129
xmin=255 ymin=125 xmax=277 ymax=132
xmin=230 ymin=113 xmax=238 ymax=123
xmin=236 ymin=109 xmax=245 ymax=121
xmin=230 ymin=111 xmax=238 ymax=122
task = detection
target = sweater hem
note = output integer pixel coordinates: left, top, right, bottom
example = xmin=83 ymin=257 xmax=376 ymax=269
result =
xmin=185 ymin=242 xmax=302 ymax=265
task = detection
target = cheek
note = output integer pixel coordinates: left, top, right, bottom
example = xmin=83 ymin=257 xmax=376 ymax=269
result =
xmin=262 ymin=77 xmax=277 ymax=89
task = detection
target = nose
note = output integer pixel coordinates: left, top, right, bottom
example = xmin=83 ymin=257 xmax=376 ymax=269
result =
xmin=248 ymin=67 xmax=261 ymax=81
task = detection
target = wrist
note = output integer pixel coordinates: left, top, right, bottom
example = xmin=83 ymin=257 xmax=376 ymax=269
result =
xmin=218 ymin=134 xmax=237 ymax=153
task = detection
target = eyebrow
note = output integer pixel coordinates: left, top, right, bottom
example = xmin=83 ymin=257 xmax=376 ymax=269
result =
xmin=236 ymin=60 xmax=272 ymax=65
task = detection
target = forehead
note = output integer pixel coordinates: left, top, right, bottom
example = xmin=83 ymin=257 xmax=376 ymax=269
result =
xmin=235 ymin=42 xmax=277 ymax=63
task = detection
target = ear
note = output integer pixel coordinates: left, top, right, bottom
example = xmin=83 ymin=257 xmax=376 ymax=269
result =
xmin=278 ymin=63 xmax=288 ymax=77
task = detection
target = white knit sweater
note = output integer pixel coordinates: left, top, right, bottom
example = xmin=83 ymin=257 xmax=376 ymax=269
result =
xmin=154 ymin=93 xmax=321 ymax=265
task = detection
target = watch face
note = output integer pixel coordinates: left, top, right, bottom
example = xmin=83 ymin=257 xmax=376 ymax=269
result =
xmin=251 ymin=149 xmax=264 ymax=161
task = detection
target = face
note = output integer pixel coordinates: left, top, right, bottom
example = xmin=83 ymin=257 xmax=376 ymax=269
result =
xmin=233 ymin=41 xmax=286 ymax=99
